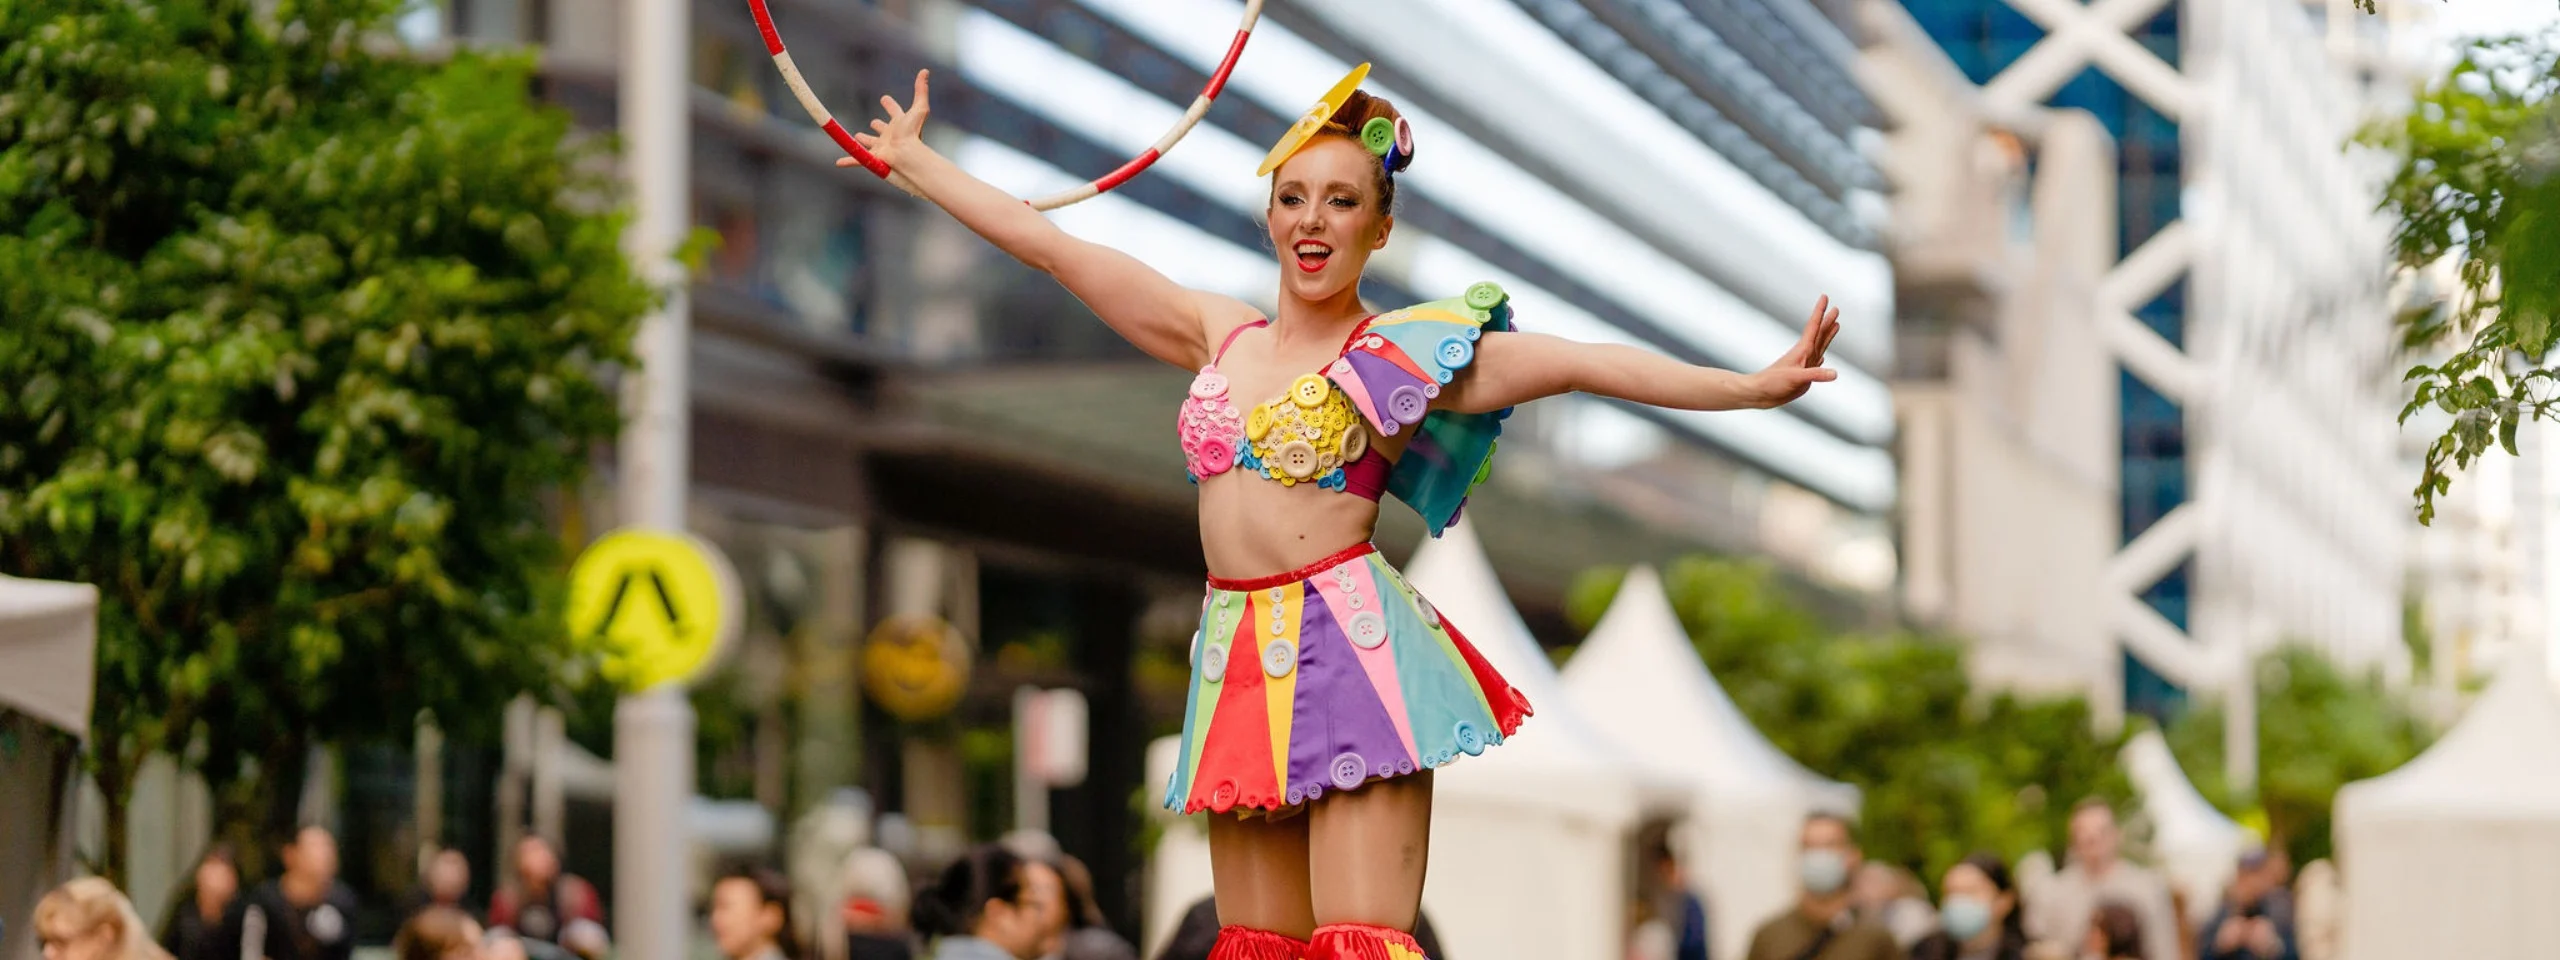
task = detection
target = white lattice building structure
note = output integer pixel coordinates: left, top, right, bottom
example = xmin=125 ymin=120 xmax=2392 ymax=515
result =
xmin=1868 ymin=0 xmax=2418 ymax=783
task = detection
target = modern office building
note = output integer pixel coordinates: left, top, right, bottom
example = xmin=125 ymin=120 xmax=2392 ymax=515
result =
xmin=1882 ymin=0 xmax=2414 ymax=768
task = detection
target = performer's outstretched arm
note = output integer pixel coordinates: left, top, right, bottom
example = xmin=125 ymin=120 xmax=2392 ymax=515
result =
xmin=841 ymin=70 xmax=1243 ymax=368
xmin=1441 ymin=294 xmax=1844 ymax=414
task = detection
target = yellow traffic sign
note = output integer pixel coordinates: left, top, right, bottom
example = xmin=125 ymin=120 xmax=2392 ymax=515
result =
xmin=566 ymin=529 xmax=742 ymax=691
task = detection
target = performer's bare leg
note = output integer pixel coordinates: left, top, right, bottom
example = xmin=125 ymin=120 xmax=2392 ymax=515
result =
xmin=1209 ymin=809 xmax=1317 ymax=940
xmin=1308 ymin=771 xmax=1432 ymax=931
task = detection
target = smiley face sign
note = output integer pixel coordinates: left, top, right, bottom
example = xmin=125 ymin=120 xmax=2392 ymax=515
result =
xmin=860 ymin=614 xmax=972 ymax=721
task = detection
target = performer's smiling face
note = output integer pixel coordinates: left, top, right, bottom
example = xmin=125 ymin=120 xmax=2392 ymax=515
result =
xmin=1269 ymin=136 xmax=1393 ymax=303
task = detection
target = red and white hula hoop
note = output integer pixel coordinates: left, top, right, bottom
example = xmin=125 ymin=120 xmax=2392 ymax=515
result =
xmin=744 ymin=0 xmax=1265 ymax=211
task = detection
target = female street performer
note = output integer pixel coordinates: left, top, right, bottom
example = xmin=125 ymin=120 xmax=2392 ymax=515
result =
xmin=843 ymin=66 xmax=1841 ymax=960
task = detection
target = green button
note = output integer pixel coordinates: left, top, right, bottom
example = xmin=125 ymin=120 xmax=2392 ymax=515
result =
xmin=1361 ymin=116 xmax=1397 ymax=156
xmin=1463 ymin=281 xmax=1505 ymax=311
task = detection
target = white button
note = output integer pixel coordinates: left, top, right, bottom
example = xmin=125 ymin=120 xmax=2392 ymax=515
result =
xmin=1263 ymin=640 xmax=1297 ymax=678
xmin=1348 ymin=612 xmax=1388 ymax=649
xmin=1203 ymin=644 xmax=1228 ymax=682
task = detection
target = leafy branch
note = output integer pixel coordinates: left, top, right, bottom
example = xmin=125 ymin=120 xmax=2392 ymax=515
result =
xmin=2368 ymin=34 xmax=2560 ymax=523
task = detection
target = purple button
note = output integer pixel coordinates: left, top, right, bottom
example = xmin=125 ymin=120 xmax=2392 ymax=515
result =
xmin=1331 ymin=752 xmax=1369 ymax=790
xmin=1387 ymin=385 xmax=1428 ymax=424
xmin=1286 ymin=783 xmax=1307 ymax=806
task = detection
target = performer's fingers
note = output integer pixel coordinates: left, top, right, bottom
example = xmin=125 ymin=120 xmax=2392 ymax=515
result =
xmin=871 ymin=119 xmax=891 ymax=136
xmin=879 ymin=94 xmax=906 ymax=120
xmin=912 ymin=69 xmax=932 ymax=115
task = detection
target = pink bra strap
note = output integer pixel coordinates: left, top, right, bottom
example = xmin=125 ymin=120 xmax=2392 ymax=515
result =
xmin=1212 ymin=319 xmax=1270 ymax=364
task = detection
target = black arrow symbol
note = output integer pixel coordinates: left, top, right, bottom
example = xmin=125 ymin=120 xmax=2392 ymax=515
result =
xmin=588 ymin=564 xmax=690 ymax=641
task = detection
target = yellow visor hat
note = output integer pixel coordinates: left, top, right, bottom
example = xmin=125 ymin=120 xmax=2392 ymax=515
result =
xmin=1256 ymin=62 xmax=1374 ymax=176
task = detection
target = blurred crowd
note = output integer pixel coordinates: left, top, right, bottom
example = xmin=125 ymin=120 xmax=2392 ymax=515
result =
xmin=31 ymin=826 xmax=1158 ymax=960
xmin=31 ymin=798 xmax=2322 ymax=960
xmin=1677 ymin=799 xmax=2325 ymax=960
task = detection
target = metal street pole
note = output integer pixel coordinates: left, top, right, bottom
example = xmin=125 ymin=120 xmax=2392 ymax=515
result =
xmin=617 ymin=0 xmax=694 ymax=954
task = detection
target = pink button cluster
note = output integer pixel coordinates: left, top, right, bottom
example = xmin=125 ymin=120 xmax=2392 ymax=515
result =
xmin=1179 ymin=365 xmax=1244 ymax=477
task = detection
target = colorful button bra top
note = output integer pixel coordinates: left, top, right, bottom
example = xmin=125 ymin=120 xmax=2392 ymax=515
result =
xmin=1176 ymin=283 xmax=1516 ymax=536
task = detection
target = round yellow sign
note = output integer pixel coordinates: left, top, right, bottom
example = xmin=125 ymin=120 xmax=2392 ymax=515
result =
xmin=861 ymin=614 xmax=971 ymax=721
xmin=565 ymin=530 xmax=743 ymax=691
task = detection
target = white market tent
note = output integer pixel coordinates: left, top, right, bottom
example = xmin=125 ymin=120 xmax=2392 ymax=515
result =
xmin=1404 ymin=521 xmax=1693 ymax=960
xmin=0 ymin=575 xmax=98 ymax=737
xmin=2121 ymin=729 xmax=2249 ymax=925
xmin=1557 ymin=565 xmax=1859 ymax=960
xmin=0 ymin=576 xmax=100 ymax=960
xmin=1144 ymin=522 xmax=1685 ymax=960
xmin=2333 ymin=648 xmax=2560 ymax=960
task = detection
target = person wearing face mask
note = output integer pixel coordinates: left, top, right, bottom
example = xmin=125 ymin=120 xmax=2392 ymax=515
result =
xmin=1745 ymin=815 xmax=1898 ymax=960
xmin=911 ymin=845 xmax=1066 ymax=960
xmin=1909 ymin=854 xmax=2026 ymax=960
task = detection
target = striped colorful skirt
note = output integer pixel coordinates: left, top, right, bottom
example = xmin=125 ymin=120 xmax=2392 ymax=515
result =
xmin=1163 ymin=542 xmax=1533 ymax=815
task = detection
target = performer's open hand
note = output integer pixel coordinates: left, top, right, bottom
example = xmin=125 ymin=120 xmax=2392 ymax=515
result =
xmin=839 ymin=69 xmax=933 ymax=193
xmin=1741 ymin=294 xmax=1841 ymax=409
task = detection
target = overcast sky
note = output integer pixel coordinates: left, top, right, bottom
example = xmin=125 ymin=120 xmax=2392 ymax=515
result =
xmin=2431 ymin=0 xmax=2560 ymax=41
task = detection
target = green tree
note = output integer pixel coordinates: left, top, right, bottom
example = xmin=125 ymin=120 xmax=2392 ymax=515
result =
xmin=2163 ymin=648 xmax=2433 ymax=868
xmin=2372 ymin=34 xmax=2560 ymax=524
xmin=1568 ymin=559 xmax=2132 ymax=883
xmin=0 ymin=0 xmax=651 ymax=879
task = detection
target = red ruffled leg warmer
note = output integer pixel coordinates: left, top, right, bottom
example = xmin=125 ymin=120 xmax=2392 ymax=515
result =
xmin=1309 ymin=923 xmax=1430 ymax=960
xmin=1211 ymin=925 xmax=1309 ymax=960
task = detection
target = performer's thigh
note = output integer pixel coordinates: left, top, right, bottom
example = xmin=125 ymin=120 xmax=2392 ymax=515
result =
xmin=1208 ymin=809 xmax=1316 ymax=938
xmin=1306 ymin=770 xmax=1432 ymax=928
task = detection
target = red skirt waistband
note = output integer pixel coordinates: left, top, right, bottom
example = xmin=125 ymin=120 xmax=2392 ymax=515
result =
xmin=1207 ymin=542 xmax=1380 ymax=592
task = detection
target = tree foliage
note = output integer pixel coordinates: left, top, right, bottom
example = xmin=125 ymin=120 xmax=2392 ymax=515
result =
xmin=2371 ymin=34 xmax=2560 ymax=524
xmin=1567 ymin=559 xmax=2133 ymax=884
xmin=2163 ymin=648 xmax=2433 ymax=868
xmin=0 ymin=0 xmax=650 ymax=875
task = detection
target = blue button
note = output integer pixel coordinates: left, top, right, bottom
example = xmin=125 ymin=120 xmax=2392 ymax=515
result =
xmin=1436 ymin=336 xmax=1474 ymax=369
xmin=1454 ymin=721 xmax=1485 ymax=756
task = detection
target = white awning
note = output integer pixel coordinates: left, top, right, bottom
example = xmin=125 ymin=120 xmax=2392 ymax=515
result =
xmin=0 ymin=576 xmax=99 ymax=737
